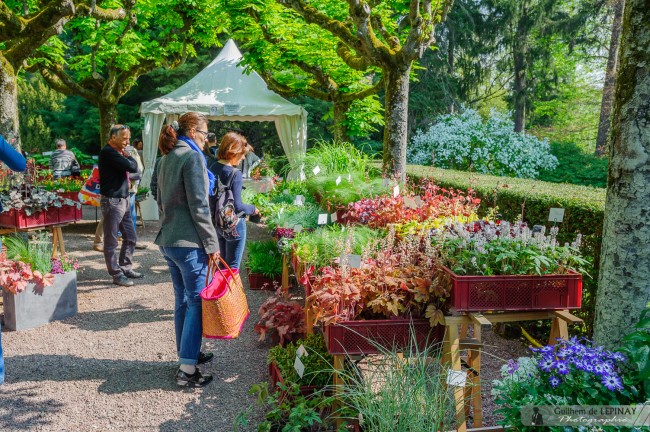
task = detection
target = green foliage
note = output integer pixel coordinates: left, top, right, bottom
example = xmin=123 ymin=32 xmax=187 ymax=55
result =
xmin=305 ymin=172 xmax=391 ymax=207
xmin=265 ymin=204 xmax=322 ymax=231
xmin=619 ymin=305 xmax=650 ymax=401
xmin=267 ymin=333 xmax=333 ymax=388
xmin=538 ymin=141 xmax=608 ymax=188
xmin=301 ymin=140 xmax=373 ymax=177
xmin=17 ymin=74 xmax=65 ymax=154
xmin=3 ymin=233 xmax=52 ymax=274
xmin=246 ymin=240 xmax=283 ymax=278
xmin=291 ymin=225 xmax=383 ymax=271
xmin=406 ymin=164 xmax=605 ymax=335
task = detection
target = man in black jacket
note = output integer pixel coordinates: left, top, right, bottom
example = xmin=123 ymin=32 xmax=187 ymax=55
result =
xmin=99 ymin=125 xmax=143 ymax=286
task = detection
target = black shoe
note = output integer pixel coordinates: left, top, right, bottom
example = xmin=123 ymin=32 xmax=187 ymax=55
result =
xmin=176 ymin=368 xmax=213 ymax=388
xmin=113 ymin=275 xmax=134 ymax=287
xmin=198 ymin=352 xmax=214 ymax=365
xmin=124 ymin=270 xmax=144 ymax=279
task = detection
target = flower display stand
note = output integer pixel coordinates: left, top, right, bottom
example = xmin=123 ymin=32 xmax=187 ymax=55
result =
xmin=443 ymin=266 xmax=583 ymax=312
xmin=443 ymin=310 xmax=583 ymax=431
xmin=2 ymin=271 xmax=78 ymax=331
xmin=0 ymin=206 xmax=82 ymax=229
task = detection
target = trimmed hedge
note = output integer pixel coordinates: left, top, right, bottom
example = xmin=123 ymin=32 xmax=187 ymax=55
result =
xmin=405 ymin=164 xmax=605 ymax=335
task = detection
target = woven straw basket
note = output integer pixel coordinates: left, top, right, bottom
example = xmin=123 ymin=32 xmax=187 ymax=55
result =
xmin=200 ymin=256 xmax=250 ymax=339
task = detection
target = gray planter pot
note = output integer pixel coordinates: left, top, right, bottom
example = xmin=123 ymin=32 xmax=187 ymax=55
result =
xmin=2 ymin=271 xmax=78 ymax=331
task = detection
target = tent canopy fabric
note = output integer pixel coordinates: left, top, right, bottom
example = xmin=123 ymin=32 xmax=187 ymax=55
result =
xmin=139 ymin=39 xmax=307 ymax=219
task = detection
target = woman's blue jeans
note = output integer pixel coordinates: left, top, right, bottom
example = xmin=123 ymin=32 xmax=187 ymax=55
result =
xmin=217 ymin=218 xmax=247 ymax=270
xmin=159 ymin=246 xmax=208 ymax=366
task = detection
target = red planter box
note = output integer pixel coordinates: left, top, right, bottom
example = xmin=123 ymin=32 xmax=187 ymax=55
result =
xmin=248 ymin=273 xmax=282 ymax=290
xmin=44 ymin=208 xmax=59 ymax=225
xmin=443 ymin=266 xmax=583 ymax=312
xmin=58 ymin=205 xmax=82 ymax=224
xmin=324 ymin=318 xmax=444 ymax=356
xmin=59 ymin=192 xmax=79 ymax=202
xmin=0 ymin=209 xmax=47 ymax=229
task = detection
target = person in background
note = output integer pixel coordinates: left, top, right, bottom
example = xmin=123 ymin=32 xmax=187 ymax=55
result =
xmin=98 ymin=125 xmax=143 ymax=287
xmin=156 ymin=113 xmax=219 ymax=387
xmin=133 ymin=138 xmax=144 ymax=160
xmin=50 ymin=139 xmax=80 ymax=179
xmin=206 ymin=133 xmax=217 ymax=158
xmin=209 ymin=132 xmax=260 ymax=270
xmin=127 ymin=141 xmax=147 ymax=249
xmin=0 ymin=134 xmax=27 ymax=386
xmin=238 ymin=151 xmax=261 ymax=178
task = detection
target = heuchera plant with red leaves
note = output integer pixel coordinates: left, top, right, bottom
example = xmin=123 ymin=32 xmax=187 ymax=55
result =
xmin=306 ymin=232 xmax=450 ymax=328
xmin=255 ymin=288 xmax=307 ymax=345
xmin=344 ymin=181 xmax=480 ymax=228
xmin=0 ymin=259 xmax=55 ymax=294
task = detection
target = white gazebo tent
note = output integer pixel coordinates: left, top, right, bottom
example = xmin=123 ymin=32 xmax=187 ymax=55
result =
xmin=139 ymin=39 xmax=308 ymax=219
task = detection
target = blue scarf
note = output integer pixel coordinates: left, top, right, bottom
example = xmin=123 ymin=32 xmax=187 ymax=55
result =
xmin=178 ymin=135 xmax=216 ymax=195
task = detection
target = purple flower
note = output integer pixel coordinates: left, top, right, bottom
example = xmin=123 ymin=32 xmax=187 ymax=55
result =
xmin=538 ymin=357 xmax=555 ymax=372
xmin=554 ymin=361 xmax=570 ymax=375
xmin=602 ymin=374 xmax=623 ymax=392
xmin=506 ymin=359 xmax=519 ymax=375
xmin=549 ymin=375 xmax=561 ymax=387
xmin=584 ymin=362 xmax=595 ymax=373
xmin=538 ymin=346 xmax=554 ymax=354
xmin=611 ymin=352 xmax=626 ymax=362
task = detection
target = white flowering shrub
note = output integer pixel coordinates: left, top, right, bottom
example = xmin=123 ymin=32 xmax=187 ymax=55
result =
xmin=408 ymin=109 xmax=558 ymax=178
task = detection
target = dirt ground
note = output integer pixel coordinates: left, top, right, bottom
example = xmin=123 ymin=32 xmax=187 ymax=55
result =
xmin=0 ymin=209 xmax=531 ymax=431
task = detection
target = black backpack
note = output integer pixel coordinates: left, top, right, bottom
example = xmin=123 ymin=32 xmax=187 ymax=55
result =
xmin=213 ymin=169 xmax=242 ymax=235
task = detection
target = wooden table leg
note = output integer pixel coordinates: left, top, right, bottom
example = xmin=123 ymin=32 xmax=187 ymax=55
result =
xmin=51 ymin=226 xmax=65 ymax=258
xmin=469 ymin=323 xmax=483 ymax=427
xmin=549 ymin=316 xmax=569 ymax=345
xmin=444 ymin=322 xmax=467 ymax=431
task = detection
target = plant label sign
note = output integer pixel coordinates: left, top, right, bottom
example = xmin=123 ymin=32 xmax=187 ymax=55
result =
xmin=330 ymin=212 xmax=338 ymax=223
xmin=446 ymin=370 xmax=467 ymax=387
xmin=318 ymin=214 xmax=328 ymax=225
xmin=404 ymin=197 xmax=417 ymax=209
xmin=296 ymin=344 xmax=308 ymax=358
xmin=336 ymin=176 xmax=341 ymax=185
xmin=294 ymin=224 xmax=303 ymax=233
xmin=283 ymin=189 xmax=290 ymax=195
xmin=548 ymin=207 xmax=565 ymax=223
xmin=382 ymin=178 xmax=390 ymax=187
xmin=347 ymin=173 xmax=351 ymax=181
xmin=313 ymin=166 xmax=321 ymax=175
xmin=393 ymin=185 xmax=400 ymax=198
xmin=294 ymin=356 xmax=305 ymax=379
xmin=346 ymin=254 xmax=362 ymax=269
xmin=294 ymin=195 xmax=305 ymax=206
xmin=414 ymin=196 xmax=424 ymax=207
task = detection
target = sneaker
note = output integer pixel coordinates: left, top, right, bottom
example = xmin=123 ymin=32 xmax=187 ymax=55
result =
xmin=93 ymin=243 xmax=104 ymax=252
xmin=135 ymin=243 xmax=148 ymax=250
xmin=198 ymin=352 xmax=214 ymax=365
xmin=176 ymin=368 xmax=213 ymax=388
xmin=113 ymin=275 xmax=134 ymax=287
xmin=124 ymin=270 xmax=144 ymax=279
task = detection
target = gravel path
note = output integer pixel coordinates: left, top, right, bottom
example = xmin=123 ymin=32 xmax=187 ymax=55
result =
xmin=0 ymin=210 xmax=530 ymax=431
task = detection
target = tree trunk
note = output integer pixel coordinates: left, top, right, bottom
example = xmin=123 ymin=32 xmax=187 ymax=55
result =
xmin=0 ymin=56 xmax=21 ymax=150
xmin=382 ymin=66 xmax=411 ymax=183
xmin=513 ymin=3 xmax=528 ymax=133
xmin=98 ymin=103 xmax=119 ymax=148
xmin=593 ymin=0 xmax=650 ymax=348
xmin=331 ymin=100 xmax=351 ymax=143
xmin=595 ymin=0 xmax=625 ymax=156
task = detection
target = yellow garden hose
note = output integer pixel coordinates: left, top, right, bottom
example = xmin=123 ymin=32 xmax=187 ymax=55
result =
xmin=520 ymin=326 xmax=544 ymax=348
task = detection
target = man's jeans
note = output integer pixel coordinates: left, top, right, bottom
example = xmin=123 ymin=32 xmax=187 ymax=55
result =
xmin=101 ymin=197 xmax=136 ymax=278
xmin=0 ymin=320 xmax=5 ymax=385
xmin=159 ymin=246 xmax=208 ymax=366
xmin=217 ymin=218 xmax=247 ymax=270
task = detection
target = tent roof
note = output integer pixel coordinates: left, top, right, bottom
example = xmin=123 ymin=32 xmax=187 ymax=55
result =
xmin=140 ymin=39 xmax=304 ymax=117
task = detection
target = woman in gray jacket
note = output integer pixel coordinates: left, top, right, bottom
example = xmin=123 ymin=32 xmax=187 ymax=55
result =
xmin=155 ymin=112 xmax=218 ymax=388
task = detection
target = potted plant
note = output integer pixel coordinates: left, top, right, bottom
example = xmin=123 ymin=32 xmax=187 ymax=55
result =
xmin=1 ymin=234 xmax=79 ymax=331
xmin=437 ymin=220 xmax=588 ymax=312
xmin=267 ymin=333 xmax=334 ymax=399
xmin=135 ymin=186 xmax=150 ymax=202
xmin=308 ymin=231 xmax=448 ymax=355
xmin=255 ymin=289 xmax=306 ymax=345
xmin=247 ymin=240 xmax=283 ymax=290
